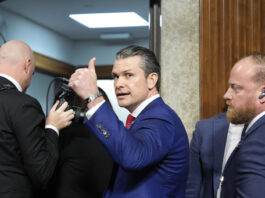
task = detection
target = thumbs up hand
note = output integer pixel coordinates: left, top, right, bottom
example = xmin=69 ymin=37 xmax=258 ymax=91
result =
xmin=69 ymin=57 xmax=99 ymax=100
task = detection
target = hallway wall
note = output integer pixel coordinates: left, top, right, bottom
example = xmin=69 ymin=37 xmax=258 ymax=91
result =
xmin=161 ymin=0 xmax=200 ymax=139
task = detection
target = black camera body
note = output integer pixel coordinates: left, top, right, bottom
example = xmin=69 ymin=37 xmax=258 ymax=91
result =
xmin=55 ymin=79 xmax=87 ymax=124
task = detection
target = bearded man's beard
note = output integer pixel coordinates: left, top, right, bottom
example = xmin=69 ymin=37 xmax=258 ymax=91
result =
xmin=226 ymin=101 xmax=256 ymax=124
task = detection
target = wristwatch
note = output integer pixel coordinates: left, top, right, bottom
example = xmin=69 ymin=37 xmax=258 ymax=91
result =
xmin=84 ymin=91 xmax=103 ymax=104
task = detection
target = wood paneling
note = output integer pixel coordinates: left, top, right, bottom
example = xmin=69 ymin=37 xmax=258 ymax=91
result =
xmin=34 ymin=52 xmax=113 ymax=79
xmin=77 ymin=65 xmax=113 ymax=79
xmin=34 ymin=52 xmax=74 ymax=77
xmin=200 ymin=0 xmax=265 ymax=119
xmin=149 ymin=0 xmax=161 ymax=63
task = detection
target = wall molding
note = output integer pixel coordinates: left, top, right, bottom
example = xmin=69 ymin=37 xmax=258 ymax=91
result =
xmin=34 ymin=52 xmax=113 ymax=79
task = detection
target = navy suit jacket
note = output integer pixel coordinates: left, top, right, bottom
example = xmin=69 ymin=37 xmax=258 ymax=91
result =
xmin=84 ymin=97 xmax=189 ymax=198
xmin=185 ymin=113 xmax=229 ymax=198
xmin=221 ymin=114 xmax=265 ymax=198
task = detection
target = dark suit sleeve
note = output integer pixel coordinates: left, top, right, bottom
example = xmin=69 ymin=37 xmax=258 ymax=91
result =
xmin=84 ymin=102 xmax=188 ymax=171
xmin=185 ymin=122 xmax=202 ymax=198
xmin=12 ymin=96 xmax=59 ymax=188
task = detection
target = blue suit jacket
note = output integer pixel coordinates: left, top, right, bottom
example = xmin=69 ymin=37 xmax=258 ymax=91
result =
xmin=84 ymin=97 xmax=189 ymax=198
xmin=221 ymin=114 xmax=265 ymax=198
xmin=185 ymin=113 xmax=229 ymax=198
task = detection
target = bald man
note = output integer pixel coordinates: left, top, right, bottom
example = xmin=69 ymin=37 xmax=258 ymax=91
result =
xmin=0 ymin=40 xmax=74 ymax=198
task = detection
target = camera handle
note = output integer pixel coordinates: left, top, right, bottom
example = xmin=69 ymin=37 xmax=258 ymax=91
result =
xmin=56 ymin=90 xmax=71 ymax=110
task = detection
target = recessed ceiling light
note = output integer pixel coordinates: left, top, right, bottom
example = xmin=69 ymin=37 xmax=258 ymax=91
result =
xmin=69 ymin=12 xmax=149 ymax=28
xmin=100 ymin=33 xmax=131 ymax=40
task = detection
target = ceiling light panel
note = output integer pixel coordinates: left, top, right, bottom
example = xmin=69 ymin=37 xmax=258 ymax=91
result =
xmin=69 ymin=12 xmax=149 ymax=28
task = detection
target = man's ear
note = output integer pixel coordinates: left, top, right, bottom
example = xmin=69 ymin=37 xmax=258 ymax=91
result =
xmin=23 ymin=59 xmax=31 ymax=74
xmin=258 ymin=85 xmax=265 ymax=103
xmin=147 ymin=73 xmax=158 ymax=90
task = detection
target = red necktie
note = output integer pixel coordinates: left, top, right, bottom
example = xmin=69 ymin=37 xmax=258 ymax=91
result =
xmin=126 ymin=114 xmax=135 ymax=129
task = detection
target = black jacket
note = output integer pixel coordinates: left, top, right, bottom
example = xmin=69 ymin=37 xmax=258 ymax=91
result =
xmin=49 ymin=122 xmax=113 ymax=198
xmin=0 ymin=76 xmax=59 ymax=198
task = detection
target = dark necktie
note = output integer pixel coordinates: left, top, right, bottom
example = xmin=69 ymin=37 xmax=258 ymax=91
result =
xmin=241 ymin=124 xmax=248 ymax=139
xmin=126 ymin=114 xmax=135 ymax=129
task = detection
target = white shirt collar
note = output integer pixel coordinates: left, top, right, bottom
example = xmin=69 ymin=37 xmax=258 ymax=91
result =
xmin=131 ymin=94 xmax=160 ymax=118
xmin=0 ymin=74 xmax=22 ymax=92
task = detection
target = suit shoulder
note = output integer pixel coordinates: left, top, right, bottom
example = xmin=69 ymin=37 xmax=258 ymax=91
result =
xmin=16 ymin=90 xmax=39 ymax=104
xmin=1 ymin=89 xmax=42 ymax=111
xmin=192 ymin=113 xmax=227 ymax=139
xmin=143 ymin=98 xmax=182 ymax=123
xmin=139 ymin=100 xmax=187 ymax=139
xmin=196 ymin=112 xmax=226 ymax=125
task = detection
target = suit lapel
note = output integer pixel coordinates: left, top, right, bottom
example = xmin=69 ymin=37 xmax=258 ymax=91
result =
xmin=223 ymin=114 xmax=265 ymax=177
xmin=213 ymin=114 xmax=229 ymax=196
xmin=243 ymin=114 xmax=265 ymax=139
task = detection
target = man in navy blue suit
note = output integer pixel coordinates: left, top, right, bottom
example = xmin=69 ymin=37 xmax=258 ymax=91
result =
xmin=185 ymin=112 xmax=244 ymax=198
xmin=185 ymin=112 xmax=229 ymax=198
xmin=69 ymin=45 xmax=189 ymax=198
xmin=220 ymin=53 xmax=265 ymax=197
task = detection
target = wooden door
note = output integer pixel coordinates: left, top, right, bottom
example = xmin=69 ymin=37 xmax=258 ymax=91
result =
xmin=200 ymin=0 xmax=265 ymax=119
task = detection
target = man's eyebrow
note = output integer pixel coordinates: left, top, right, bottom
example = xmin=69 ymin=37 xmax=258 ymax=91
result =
xmin=230 ymin=83 xmax=243 ymax=89
xmin=112 ymin=69 xmax=132 ymax=75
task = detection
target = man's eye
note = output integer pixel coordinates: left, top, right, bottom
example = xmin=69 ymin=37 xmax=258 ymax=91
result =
xmin=231 ymin=84 xmax=242 ymax=93
xmin=126 ymin=73 xmax=132 ymax=77
xmin=112 ymin=74 xmax=118 ymax=79
xmin=231 ymin=85 xmax=236 ymax=90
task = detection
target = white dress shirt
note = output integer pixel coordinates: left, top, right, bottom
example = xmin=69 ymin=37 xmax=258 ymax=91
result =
xmin=216 ymin=123 xmax=244 ymax=198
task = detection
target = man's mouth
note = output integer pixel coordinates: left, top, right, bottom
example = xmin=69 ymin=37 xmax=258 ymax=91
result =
xmin=116 ymin=92 xmax=130 ymax=97
xmin=226 ymin=103 xmax=234 ymax=111
xmin=226 ymin=101 xmax=232 ymax=107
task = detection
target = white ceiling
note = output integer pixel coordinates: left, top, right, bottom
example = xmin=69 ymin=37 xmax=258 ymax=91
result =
xmin=0 ymin=0 xmax=150 ymax=41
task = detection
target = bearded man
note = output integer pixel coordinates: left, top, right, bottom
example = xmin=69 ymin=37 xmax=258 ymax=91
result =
xmin=220 ymin=53 xmax=265 ymax=198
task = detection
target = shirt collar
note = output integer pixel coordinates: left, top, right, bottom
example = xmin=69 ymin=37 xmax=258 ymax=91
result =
xmin=228 ymin=123 xmax=244 ymax=136
xmin=0 ymin=74 xmax=22 ymax=92
xmin=131 ymin=94 xmax=160 ymax=118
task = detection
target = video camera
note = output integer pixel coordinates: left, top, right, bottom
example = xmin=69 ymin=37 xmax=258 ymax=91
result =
xmin=54 ymin=77 xmax=87 ymax=124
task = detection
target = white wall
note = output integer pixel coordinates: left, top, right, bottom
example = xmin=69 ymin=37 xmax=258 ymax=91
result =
xmin=98 ymin=80 xmax=129 ymax=123
xmin=72 ymin=39 xmax=149 ymax=66
xmin=0 ymin=7 xmax=74 ymax=64
xmin=26 ymin=71 xmax=55 ymax=115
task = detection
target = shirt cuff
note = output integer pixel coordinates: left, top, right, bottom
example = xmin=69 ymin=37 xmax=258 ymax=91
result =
xmin=45 ymin=124 xmax=59 ymax=135
xmin=86 ymin=100 xmax=105 ymax=119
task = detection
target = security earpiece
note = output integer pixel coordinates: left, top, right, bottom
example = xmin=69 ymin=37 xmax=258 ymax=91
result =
xmin=259 ymin=92 xmax=265 ymax=99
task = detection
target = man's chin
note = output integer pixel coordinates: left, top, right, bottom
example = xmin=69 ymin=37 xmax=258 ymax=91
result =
xmin=117 ymin=101 xmax=128 ymax=108
xmin=226 ymin=110 xmax=240 ymax=124
xmin=226 ymin=110 xmax=252 ymax=124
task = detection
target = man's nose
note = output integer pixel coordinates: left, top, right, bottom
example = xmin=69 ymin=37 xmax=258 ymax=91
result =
xmin=115 ymin=77 xmax=124 ymax=88
xmin=223 ymin=88 xmax=231 ymax=100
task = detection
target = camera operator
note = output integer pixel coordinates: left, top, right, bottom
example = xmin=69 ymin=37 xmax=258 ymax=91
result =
xmin=46 ymin=87 xmax=113 ymax=198
xmin=0 ymin=40 xmax=74 ymax=198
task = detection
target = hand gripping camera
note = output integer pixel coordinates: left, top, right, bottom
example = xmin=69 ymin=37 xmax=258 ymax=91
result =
xmin=54 ymin=77 xmax=87 ymax=124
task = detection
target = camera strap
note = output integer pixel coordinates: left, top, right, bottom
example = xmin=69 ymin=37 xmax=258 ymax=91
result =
xmin=0 ymin=83 xmax=16 ymax=92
